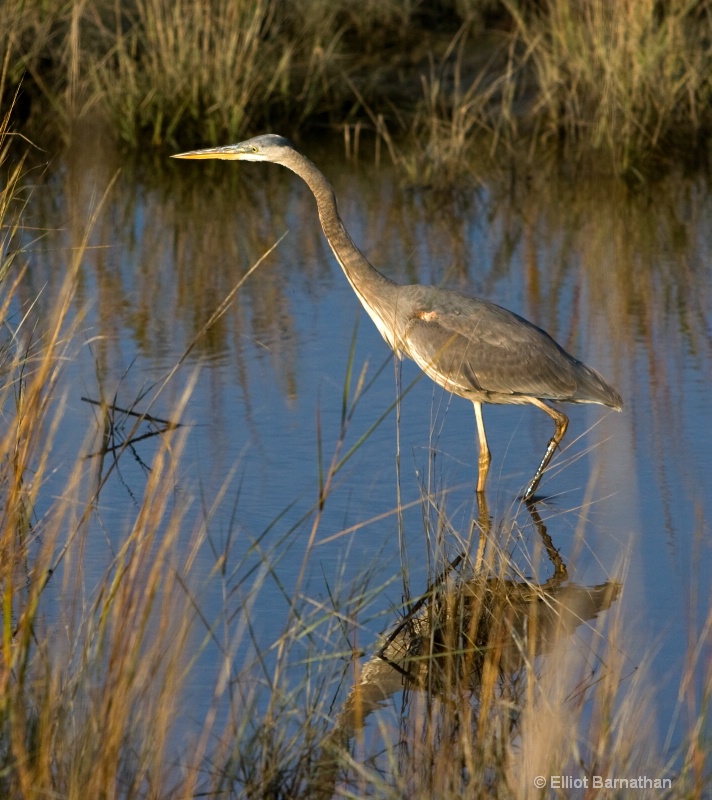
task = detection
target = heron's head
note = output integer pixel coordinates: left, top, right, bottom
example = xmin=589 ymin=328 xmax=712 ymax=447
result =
xmin=172 ymin=134 xmax=295 ymax=164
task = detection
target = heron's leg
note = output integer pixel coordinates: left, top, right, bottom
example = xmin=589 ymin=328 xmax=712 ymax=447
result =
xmin=473 ymin=402 xmax=491 ymax=493
xmin=523 ymin=400 xmax=569 ymax=500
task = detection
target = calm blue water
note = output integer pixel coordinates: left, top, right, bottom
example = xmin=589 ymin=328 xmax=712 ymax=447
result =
xmin=10 ymin=136 xmax=712 ymax=770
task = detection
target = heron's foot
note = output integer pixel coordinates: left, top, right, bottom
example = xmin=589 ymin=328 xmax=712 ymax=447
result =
xmin=522 ymin=483 xmax=540 ymax=503
xmin=522 ymin=473 xmax=541 ymax=502
xmin=522 ymin=470 xmax=552 ymax=502
xmin=520 ymin=488 xmax=560 ymax=506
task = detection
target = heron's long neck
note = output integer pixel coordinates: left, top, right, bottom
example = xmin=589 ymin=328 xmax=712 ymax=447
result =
xmin=280 ymin=151 xmax=401 ymax=349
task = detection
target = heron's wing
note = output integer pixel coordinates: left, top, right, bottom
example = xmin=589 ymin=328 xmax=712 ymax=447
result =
xmin=403 ymin=304 xmax=578 ymax=400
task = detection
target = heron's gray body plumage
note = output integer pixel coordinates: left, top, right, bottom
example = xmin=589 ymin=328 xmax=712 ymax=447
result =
xmin=395 ymin=284 xmax=621 ymax=408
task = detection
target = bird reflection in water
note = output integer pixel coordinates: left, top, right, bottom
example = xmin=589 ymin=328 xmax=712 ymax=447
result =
xmin=312 ymin=500 xmax=621 ymax=797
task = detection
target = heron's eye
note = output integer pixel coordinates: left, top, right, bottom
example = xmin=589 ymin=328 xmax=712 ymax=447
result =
xmin=251 ymin=146 xmax=258 ymax=153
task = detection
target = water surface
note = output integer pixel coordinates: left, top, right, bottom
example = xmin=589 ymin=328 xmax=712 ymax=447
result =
xmin=10 ymin=132 xmax=712 ymax=776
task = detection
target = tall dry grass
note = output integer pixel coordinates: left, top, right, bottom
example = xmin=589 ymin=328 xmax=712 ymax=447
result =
xmin=396 ymin=0 xmax=712 ymax=184
xmin=1 ymin=0 xmax=415 ymax=147
xmin=3 ymin=0 xmax=711 ymax=178
xmin=87 ymin=0 xmax=349 ymax=146
xmin=504 ymin=0 xmax=712 ymax=174
xmin=0 ymin=82 xmax=204 ymax=796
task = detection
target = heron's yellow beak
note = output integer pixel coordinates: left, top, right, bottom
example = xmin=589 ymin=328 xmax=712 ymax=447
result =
xmin=171 ymin=145 xmax=244 ymax=160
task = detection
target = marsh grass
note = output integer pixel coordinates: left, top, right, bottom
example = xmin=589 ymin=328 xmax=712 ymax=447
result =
xmin=86 ymin=0 xmax=350 ymax=147
xmin=3 ymin=0 xmax=711 ymax=179
xmin=0 ymin=86 xmax=204 ymax=795
xmin=503 ymin=0 xmax=712 ymax=176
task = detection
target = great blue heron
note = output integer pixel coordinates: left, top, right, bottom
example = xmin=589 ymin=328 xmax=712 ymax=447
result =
xmin=172 ymin=134 xmax=622 ymax=500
